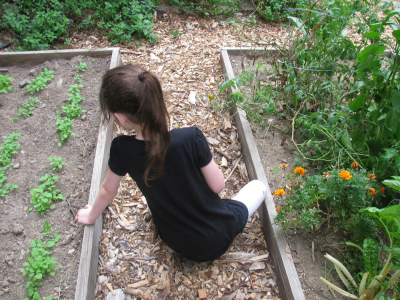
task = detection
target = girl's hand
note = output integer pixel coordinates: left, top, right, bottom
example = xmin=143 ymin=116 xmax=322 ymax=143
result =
xmin=75 ymin=205 xmax=95 ymax=225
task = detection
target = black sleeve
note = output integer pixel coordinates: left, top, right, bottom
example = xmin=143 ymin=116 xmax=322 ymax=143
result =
xmin=108 ymin=137 xmax=127 ymax=176
xmin=194 ymin=127 xmax=213 ymax=168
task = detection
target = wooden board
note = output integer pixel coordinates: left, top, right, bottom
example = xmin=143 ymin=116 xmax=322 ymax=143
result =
xmin=220 ymin=48 xmax=305 ymax=300
xmin=0 ymin=48 xmax=119 ymax=67
xmin=0 ymin=48 xmax=121 ymax=300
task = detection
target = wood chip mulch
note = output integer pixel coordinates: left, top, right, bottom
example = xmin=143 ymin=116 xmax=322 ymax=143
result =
xmin=59 ymin=9 xmax=292 ymax=300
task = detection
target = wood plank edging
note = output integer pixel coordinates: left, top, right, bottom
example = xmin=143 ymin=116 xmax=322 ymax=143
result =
xmin=72 ymin=48 xmax=121 ymax=300
xmin=220 ymin=48 xmax=305 ymax=300
xmin=0 ymin=48 xmax=118 ymax=67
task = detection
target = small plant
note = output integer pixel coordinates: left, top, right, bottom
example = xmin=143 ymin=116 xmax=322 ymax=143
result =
xmin=75 ymin=62 xmax=87 ymax=72
xmin=26 ymin=68 xmax=54 ymax=94
xmin=30 ymin=174 xmax=65 ymax=215
xmin=0 ymin=132 xmax=21 ymax=197
xmin=21 ymin=220 xmax=60 ymax=300
xmin=14 ymin=97 xmax=40 ymax=122
xmin=320 ymin=204 xmax=400 ymax=300
xmin=170 ymin=29 xmax=182 ymax=39
xmin=47 ymin=157 xmax=65 ymax=171
xmin=0 ymin=74 xmax=13 ymax=93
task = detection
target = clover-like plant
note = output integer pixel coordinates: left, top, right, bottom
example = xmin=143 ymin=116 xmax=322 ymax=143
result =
xmin=0 ymin=74 xmax=13 ymax=93
xmin=26 ymin=68 xmax=54 ymax=94
xmin=47 ymin=157 xmax=65 ymax=171
xmin=30 ymin=174 xmax=65 ymax=215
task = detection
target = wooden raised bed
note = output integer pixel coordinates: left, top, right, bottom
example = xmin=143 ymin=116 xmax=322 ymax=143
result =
xmin=220 ymin=47 xmax=305 ymax=300
xmin=0 ymin=48 xmax=121 ymax=300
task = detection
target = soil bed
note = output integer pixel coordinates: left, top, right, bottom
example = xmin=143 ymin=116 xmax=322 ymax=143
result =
xmin=229 ymin=51 xmax=347 ymax=299
xmin=0 ymin=55 xmax=110 ymax=299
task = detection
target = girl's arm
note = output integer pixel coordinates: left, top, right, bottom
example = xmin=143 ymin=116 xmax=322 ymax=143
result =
xmin=75 ymin=169 xmax=122 ymax=225
xmin=201 ymin=159 xmax=225 ymax=194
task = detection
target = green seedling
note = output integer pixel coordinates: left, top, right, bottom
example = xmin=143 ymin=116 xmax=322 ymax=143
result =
xmin=75 ymin=62 xmax=87 ymax=72
xmin=14 ymin=97 xmax=40 ymax=122
xmin=30 ymin=174 xmax=65 ymax=215
xmin=170 ymin=29 xmax=182 ymax=39
xmin=0 ymin=74 xmax=13 ymax=93
xmin=22 ymin=220 xmax=60 ymax=300
xmin=26 ymin=68 xmax=54 ymax=94
xmin=74 ymin=74 xmax=83 ymax=84
xmin=62 ymin=102 xmax=85 ymax=119
xmin=47 ymin=157 xmax=65 ymax=171
xmin=55 ymin=114 xmax=75 ymax=146
xmin=0 ymin=132 xmax=20 ymax=197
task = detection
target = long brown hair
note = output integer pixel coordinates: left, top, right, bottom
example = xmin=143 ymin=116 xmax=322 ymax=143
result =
xmin=99 ymin=64 xmax=170 ymax=184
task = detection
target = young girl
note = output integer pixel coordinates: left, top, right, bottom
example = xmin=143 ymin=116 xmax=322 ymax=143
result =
xmin=75 ymin=64 xmax=267 ymax=262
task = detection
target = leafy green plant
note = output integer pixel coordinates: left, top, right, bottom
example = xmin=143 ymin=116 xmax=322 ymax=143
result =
xmin=0 ymin=132 xmax=20 ymax=197
xmin=14 ymin=97 xmax=40 ymax=122
xmin=0 ymin=74 xmax=13 ymax=93
xmin=55 ymin=113 xmax=75 ymax=146
xmin=320 ymin=205 xmax=400 ymax=300
xmin=30 ymin=174 xmax=65 ymax=215
xmin=75 ymin=62 xmax=87 ymax=72
xmin=26 ymin=68 xmax=54 ymax=94
xmin=22 ymin=220 xmax=60 ymax=300
xmin=165 ymin=0 xmax=241 ymax=17
xmin=47 ymin=157 xmax=65 ymax=171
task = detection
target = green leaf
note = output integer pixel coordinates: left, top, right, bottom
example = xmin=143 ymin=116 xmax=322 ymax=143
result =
xmin=384 ymin=110 xmax=399 ymax=132
xmin=393 ymin=30 xmax=400 ymax=41
xmin=340 ymin=130 xmax=352 ymax=150
xmin=363 ymin=238 xmax=379 ymax=277
xmin=349 ymin=94 xmax=367 ymax=111
xmin=363 ymin=31 xmax=381 ymax=38
xmin=383 ymin=177 xmax=400 ymax=192
xmin=31 ymin=248 xmax=39 ymax=257
xmin=288 ymin=16 xmax=307 ymax=35
xmin=349 ymin=81 xmax=365 ymax=93
xmin=391 ymin=89 xmax=400 ymax=111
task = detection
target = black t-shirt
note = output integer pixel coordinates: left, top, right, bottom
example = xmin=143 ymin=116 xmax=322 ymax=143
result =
xmin=108 ymin=127 xmax=248 ymax=261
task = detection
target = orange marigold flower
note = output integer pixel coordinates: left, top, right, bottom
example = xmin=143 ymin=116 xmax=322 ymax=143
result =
xmin=339 ymin=170 xmax=353 ymax=180
xmin=276 ymin=206 xmax=281 ymax=212
xmin=274 ymin=189 xmax=285 ymax=197
xmin=351 ymin=161 xmax=359 ymax=168
xmin=369 ymin=174 xmax=377 ymax=181
xmin=293 ymin=167 xmax=306 ymax=176
xmin=280 ymin=163 xmax=288 ymax=171
xmin=323 ymin=172 xmax=330 ymax=179
xmin=380 ymin=187 xmax=385 ymax=193
xmin=368 ymin=189 xmax=376 ymax=196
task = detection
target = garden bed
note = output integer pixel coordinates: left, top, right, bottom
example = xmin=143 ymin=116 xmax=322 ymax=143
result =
xmin=221 ymin=47 xmax=306 ymax=300
xmin=0 ymin=48 xmax=121 ymax=300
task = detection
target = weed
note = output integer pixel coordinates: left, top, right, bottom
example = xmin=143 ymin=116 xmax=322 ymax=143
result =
xmin=26 ymin=68 xmax=54 ymax=94
xmin=75 ymin=62 xmax=87 ymax=72
xmin=30 ymin=173 xmax=65 ymax=215
xmin=0 ymin=132 xmax=20 ymax=197
xmin=47 ymin=157 xmax=65 ymax=171
xmin=170 ymin=29 xmax=182 ymax=39
xmin=14 ymin=97 xmax=40 ymax=122
xmin=21 ymin=221 xmax=60 ymax=300
xmin=0 ymin=74 xmax=13 ymax=93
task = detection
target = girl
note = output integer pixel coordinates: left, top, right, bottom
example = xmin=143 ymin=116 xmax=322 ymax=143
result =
xmin=75 ymin=64 xmax=267 ymax=262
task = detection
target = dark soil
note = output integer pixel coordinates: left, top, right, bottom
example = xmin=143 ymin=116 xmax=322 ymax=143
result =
xmin=0 ymin=55 xmax=110 ymax=300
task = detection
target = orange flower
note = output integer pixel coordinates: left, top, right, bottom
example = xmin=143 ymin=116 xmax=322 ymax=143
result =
xmin=276 ymin=206 xmax=281 ymax=212
xmin=351 ymin=161 xmax=359 ymax=168
xmin=368 ymin=189 xmax=376 ymax=196
xmin=280 ymin=163 xmax=288 ymax=171
xmin=274 ymin=189 xmax=285 ymax=197
xmin=323 ymin=172 xmax=330 ymax=179
xmin=339 ymin=170 xmax=353 ymax=180
xmin=293 ymin=167 xmax=306 ymax=176
xmin=380 ymin=187 xmax=385 ymax=193
xmin=369 ymin=174 xmax=377 ymax=181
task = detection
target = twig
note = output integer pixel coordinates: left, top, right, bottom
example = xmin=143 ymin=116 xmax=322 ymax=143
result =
xmin=65 ymin=197 xmax=76 ymax=218
xmin=225 ymin=158 xmax=241 ymax=182
xmin=217 ymin=149 xmax=232 ymax=160
xmin=312 ymin=241 xmax=315 ymax=262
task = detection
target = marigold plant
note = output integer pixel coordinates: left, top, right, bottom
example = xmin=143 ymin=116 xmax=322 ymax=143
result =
xmin=274 ymin=189 xmax=285 ymax=197
xmin=293 ymin=167 xmax=306 ymax=176
xmin=351 ymin=161 xmax=359 ymax=168
xmin=368 ymin=188 xmax=376 ymax=196
xmin=380 ymin=187 xmax=385 ymax=193
xmin=369 ymin=174 xmax=377 ymax=181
